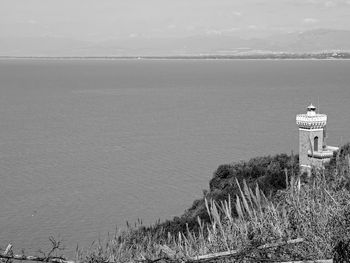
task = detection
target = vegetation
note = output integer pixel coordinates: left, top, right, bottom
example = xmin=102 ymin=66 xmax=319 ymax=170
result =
xmin=71 ymin=143 xmax=350 ymax=262
xmin=136 ymin=153 xmax=299 ymax=236
xmin=4 ymin=144 xmax=350 ymax=262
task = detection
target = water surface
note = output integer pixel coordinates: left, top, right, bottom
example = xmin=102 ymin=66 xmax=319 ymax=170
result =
xmin=0 ymin=59 xmax=349 ymax=256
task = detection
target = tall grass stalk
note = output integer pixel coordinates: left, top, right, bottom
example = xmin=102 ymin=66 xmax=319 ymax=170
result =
xmin=79 ymin=169 xmax=350 ymax=263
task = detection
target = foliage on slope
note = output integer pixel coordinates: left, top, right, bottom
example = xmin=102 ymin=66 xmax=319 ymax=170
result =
xmin=75 ymin=143 xmax=350 ymax=263
xmin=79 ymin=143 xmax=350 ymax=262
xmin=149 ymin=153 xmax=299 ymax=235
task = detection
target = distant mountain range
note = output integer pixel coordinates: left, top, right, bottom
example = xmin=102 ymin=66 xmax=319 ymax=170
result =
xmin=1 ymin=29 xmax=350 ymax=57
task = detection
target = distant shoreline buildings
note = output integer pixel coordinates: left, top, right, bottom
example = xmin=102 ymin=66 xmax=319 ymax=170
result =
xmin=1 ymin=51 xmax=350 ymax=60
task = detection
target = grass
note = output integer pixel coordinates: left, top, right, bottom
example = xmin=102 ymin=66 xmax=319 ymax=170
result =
xmin=78 ymin=177 xmax=349 ymax=261
xmin=71 ymin=144 xmax=350 ymax=262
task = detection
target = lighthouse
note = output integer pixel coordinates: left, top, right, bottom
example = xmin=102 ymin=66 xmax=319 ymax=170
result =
xmin=296 ymin=104 xmax=339 ymax=173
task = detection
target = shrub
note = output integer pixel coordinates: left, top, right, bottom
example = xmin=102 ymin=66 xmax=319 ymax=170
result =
xmin=77 ymin=145 xmax=350 ymax=263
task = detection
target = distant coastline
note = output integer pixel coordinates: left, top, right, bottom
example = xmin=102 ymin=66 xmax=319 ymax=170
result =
xmin=1 ymin=51 xmax=350 ymax=60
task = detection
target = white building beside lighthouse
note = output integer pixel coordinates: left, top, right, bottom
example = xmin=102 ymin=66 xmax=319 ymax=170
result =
xmin=296 ymin=104 xmax=339 ymax=173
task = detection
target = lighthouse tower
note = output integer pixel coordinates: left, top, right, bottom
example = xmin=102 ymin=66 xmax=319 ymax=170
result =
xmin=296 ymin=104 xmax=339 ymax=173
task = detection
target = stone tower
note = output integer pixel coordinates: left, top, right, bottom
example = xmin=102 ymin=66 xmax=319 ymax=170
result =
xmin=296 ymin=104 xmax=338 ymax=173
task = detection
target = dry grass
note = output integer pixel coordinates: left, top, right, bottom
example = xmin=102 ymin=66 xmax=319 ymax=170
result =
xmin=78 ymin=163 xmax=350 ymax=263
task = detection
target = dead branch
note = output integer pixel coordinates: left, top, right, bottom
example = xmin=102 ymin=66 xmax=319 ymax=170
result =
xmin=0 ymin=239 xmax=71 ymax=263
xmin=0 ymin=253 xmax=75 ymax=263
xmin=0 ymin=238 xmax=332 ymax=263
xmin=185 ymin=238 xmax=304 ymax=261
xmin=278 ymin=261 xmax=333 ymax=263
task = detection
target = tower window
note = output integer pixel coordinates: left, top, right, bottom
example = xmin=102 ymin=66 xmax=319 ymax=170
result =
xmin=314 ymin=136 xmax=319 ymax=152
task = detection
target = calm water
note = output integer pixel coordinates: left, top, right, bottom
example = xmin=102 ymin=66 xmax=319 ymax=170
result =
xmin=0 ymin=59 xmax=350 ymax=256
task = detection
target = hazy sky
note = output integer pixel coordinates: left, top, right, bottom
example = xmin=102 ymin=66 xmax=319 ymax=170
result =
xmin=1 ymin=0 xmax=350 ymax=41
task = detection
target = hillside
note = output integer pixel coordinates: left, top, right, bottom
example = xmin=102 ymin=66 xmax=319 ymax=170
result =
xmin=71 ymin=143 xmax=350 ymax=262
xmin=3 ymin=144 xmax=350 ymax=263
xmin=2 ymin=29 xmax=350 ymax=57
xmin=149 ymin=153 xmax=299 ymax=235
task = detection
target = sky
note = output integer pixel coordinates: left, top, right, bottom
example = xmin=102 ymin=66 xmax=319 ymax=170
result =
xmin=1 ymin=0 xmax=350 ymax=42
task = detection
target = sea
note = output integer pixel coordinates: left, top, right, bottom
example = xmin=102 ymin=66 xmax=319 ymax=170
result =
xmin=0 ymin=59 xmax=349 ymax=257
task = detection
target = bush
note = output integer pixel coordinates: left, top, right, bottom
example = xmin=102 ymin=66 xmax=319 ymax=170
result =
xmin=77 ymin=145 xmax=350 ymax=263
